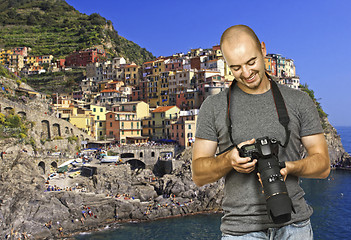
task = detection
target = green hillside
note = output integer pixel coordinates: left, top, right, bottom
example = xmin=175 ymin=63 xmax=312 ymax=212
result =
xmin=0 ymin=0 xmax=154 ymax=65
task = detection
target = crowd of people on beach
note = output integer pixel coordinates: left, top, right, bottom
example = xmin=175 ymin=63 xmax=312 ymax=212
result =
xmin=80 ymin=205 xmax=97 ymax=224
xmin=42 ymin=204 xmax=99 ymax=238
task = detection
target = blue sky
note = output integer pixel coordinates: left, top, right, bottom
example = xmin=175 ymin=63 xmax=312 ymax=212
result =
xmin=66 ymin=0 xmax=351 ymax=126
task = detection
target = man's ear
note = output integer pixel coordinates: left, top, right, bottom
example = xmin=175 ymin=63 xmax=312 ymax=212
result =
xmin=261 ymin=41 xmax=267 ymax=57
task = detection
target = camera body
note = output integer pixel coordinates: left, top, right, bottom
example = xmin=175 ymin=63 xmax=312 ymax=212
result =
xmin=239 ymin=137 xmax=295 ymax=224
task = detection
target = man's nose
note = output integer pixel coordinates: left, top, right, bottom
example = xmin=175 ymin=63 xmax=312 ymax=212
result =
xmin=241 ymin=65 xmax=251 ymax=78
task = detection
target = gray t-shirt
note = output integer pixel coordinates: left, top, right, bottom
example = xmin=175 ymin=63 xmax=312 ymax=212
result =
xmin=195 ymin=82 xmax=323 ymax=236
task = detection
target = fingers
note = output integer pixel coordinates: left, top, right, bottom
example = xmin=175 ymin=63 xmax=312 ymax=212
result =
xmin=237 ymin=138 xmax=255 ymax=149
xmin=280 ymin=168 xmax=288 ymax=181
xmin=280 ymin=161 xmax=290 ymax=181
xmin=226 ymin=138 xmax=257 ymax=173
xmin=232 ymin=157 xmax=257 ymax=173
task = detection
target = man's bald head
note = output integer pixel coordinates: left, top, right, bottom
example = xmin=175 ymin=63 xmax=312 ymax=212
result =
xmin=220 ymin=25 xmax=261 ymax=52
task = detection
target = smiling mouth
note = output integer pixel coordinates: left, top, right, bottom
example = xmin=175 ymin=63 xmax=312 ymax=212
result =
xmin=244 ymin=73 xmax=256 ymax=83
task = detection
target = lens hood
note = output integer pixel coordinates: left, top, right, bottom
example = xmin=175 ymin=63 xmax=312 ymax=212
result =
xmin=266 ymin=193 xmax=295 ymax=224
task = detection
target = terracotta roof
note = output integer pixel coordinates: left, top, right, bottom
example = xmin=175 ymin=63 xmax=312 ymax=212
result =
xmin=101 ymin=89 xmax=120 ymax=93
xmin=152 ymin=106 xmax=176 ymax=113
xmin=123 ymin=64 xmax=138 ymax=68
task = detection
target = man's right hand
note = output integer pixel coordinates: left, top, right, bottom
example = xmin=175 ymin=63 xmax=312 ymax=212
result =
xmin=192 ymin=138 xmax=257 ymax=187
xmin=223 ymin=138 xmax=257 ymax=173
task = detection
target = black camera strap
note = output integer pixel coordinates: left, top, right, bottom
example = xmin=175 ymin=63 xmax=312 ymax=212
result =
xmin=217 ymin=74 xmax=290 ymax=156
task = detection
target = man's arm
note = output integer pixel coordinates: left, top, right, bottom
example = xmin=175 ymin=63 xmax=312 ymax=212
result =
xmin=281 ymin=133 xmax=330 ymax=179
xmin=192 ymin=137 xmax=257 ymax=187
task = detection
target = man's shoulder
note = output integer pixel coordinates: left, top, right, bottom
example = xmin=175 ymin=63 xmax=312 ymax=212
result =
xmin=202 ymin=88 xmax=228 ymax=106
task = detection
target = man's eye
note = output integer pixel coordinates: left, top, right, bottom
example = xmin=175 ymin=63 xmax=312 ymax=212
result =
xmin=248 ymin=61 xmax=255 ymax=66
xmin=232 ymin=67 xmax=240 ymax=71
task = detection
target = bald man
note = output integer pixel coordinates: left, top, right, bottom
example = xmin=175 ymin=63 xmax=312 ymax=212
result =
xmin=192 ymin=25 xmax=330 ymax=239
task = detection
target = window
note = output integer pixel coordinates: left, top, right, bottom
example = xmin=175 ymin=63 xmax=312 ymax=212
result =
xmin=93 ymin=108 xmax=96 ymax=112
xmin=131 ymin=122 xmax=133 ymax=128
xmin=151 ymin=152 xmax=155 ymax=157
xmin=110 ymin=122 xmax=112 ymax=127
xmin=100 ymin=131 xmax=102 ymax=136
xmin=97 ymin=116 xmax=100 ymax=120
xmin=122 ymin=131 xmax=124 ymax=135
xmin=100 ymin=108 xmax=103 ymax=112
xmin=188 ymin=124 xmax=191 ymax=129
xmin=99 ymin=122 xmax=102 ymax=127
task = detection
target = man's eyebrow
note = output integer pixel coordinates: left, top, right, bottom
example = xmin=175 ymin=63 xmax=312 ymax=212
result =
xmin=230 ymin=57 xmax=257 ymax=68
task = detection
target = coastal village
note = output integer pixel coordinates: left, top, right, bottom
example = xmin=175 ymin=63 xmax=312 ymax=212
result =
xmin=1 ymin=45 xmax=300 ymax=149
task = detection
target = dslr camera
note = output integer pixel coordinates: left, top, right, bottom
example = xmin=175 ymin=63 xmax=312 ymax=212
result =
xmin=238 ymin=137 xmax=295 ymax=224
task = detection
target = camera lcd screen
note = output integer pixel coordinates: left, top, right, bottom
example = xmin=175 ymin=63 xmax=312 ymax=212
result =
xmin=245 ymin=145 xmax=256 ymax=151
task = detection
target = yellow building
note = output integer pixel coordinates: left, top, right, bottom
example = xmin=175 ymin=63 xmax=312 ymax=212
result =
xmin=26 ymin=56 xmax=38 ymax=65
xmin=123 ymin=64 xmax=141 ymax=86
xmin=90 ymin=105 xmax=106 ymax=140
xmin=143 ymin=106 xmax=180 ymax=140
xmin=69 ymin=108 xmax=95 ymax=138
xmin=159 ymin=71 xmax=170 ymax=106
xmin=113 ymin=101 xmax=150 ymax=120
xmin=0 ymin=49 xmax=13 ymax=65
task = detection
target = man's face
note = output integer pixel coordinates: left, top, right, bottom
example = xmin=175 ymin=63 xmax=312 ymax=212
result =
xmin=222 ymin=36 xmax=268 ymax=94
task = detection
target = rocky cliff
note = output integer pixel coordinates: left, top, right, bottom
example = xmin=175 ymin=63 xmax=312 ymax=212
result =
xmin=0 ymin=147 xmax=223 ymax=239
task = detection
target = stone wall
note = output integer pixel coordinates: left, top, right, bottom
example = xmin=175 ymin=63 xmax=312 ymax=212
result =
xmin=111 ymin=145 xmax=177 ymax=167
xmin=0 ymin=97 xmax=93 ymax=144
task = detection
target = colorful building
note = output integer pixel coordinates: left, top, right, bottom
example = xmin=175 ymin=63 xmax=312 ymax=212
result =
xmin=105 ymin=111 xmax=142 ymax=144
xmin=142 ymin=106 xmax=180 ymax=140
xmin=112 ymin=101 xmax=150 ymax=120
xmin=65 ymin=48 xmax=106 ymax=67
xmin=69 ymin=107 xmax=95 ymax=138
xmin=90 ymin=105 xmax=106 ymax=140
xmin=170 ymin=109 xmax=198 ymax=148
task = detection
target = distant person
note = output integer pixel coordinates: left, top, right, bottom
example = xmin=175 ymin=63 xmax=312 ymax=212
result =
xmin=192 ymin=25 xmax=330 ymax=239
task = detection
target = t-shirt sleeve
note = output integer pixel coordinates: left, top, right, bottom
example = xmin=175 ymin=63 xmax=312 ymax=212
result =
xmin=298 ymin=91 xmax=324 ymax=137
xmin=195 ymin=96 xmax=218 ymax=142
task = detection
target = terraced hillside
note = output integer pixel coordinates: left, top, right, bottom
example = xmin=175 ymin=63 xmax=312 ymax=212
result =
xmin=0 ymin=0 xmax=154 ymax=64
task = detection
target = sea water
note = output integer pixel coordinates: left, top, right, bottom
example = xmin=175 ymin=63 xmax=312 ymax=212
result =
xmin=76 ymin=126 xmax=351 ymax=240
